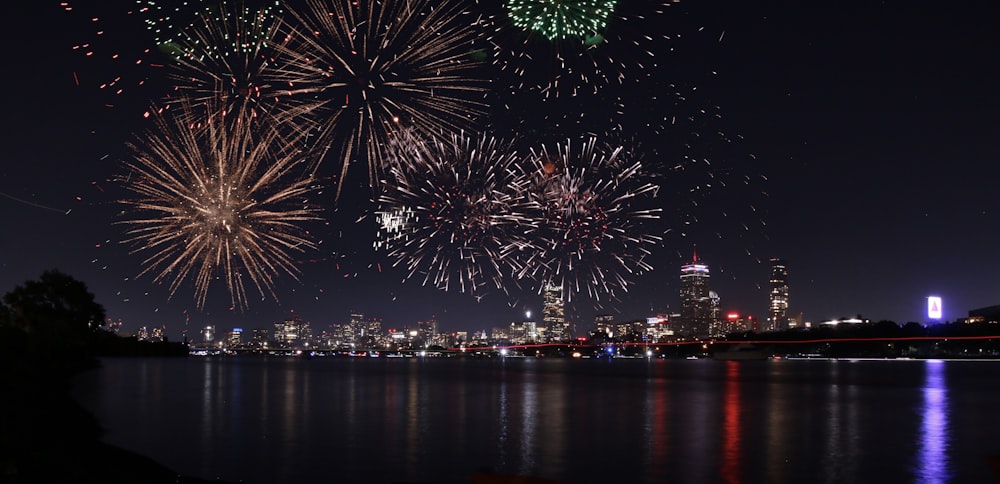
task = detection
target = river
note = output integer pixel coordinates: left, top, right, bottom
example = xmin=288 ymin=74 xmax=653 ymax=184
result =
xmin=73 ymin=356 xmax=1000 ymax=483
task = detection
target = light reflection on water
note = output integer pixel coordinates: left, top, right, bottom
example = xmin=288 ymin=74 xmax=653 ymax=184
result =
xmin=720 ymin=361 xmax=741 ymax=484
xmin=917 ymin=360 xmax=951 ymax=483
xmin=74 ymin=357 xmax=1000 ymax=483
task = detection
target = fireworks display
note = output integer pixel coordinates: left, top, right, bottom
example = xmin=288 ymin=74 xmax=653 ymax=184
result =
xmin=375 ymin=129 xmax=532 ymax=297
xmin=271 ymin=0 xmax=491 ymax=199
xmin=476 ymin=1 xmax=680 ymax=99
xmin=53 ymin=0 xmax=763 ymax=318
xmin=516 ymin=136 xmax=663 ymax=304
xmin=118 ymin=99 xmax=321 ymax=310
xmin=505 ymin=0 xmax=618 ymax=41
xmin=163 ymin=1 xmax=322 ymax=127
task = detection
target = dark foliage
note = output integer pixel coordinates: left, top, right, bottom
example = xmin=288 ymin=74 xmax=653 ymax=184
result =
xmin=1 ymin=269 xmax=106 ymax=371
xmin=0 ymin=271 xmax=222 ymax=483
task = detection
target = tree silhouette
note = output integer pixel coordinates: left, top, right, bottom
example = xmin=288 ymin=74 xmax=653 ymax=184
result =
xmin=2 ymin=269 xmax=106 ymax=367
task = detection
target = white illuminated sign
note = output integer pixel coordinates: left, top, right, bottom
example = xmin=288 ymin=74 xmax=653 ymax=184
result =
xmin=927 ymin=296 xmax=943 ymax=320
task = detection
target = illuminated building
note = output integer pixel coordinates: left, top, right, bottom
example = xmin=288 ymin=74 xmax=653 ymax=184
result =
xmin=202 ymin=325 xmax=215 ymax=343
xmin=968 ymin=304 xmax=1000 ymax=323
xmin=105 ymin=318 xmax=123 ymax=334
xmin=508 ymin=322 xmax=526 ymax=342
xmin=724 ymin=313 xmax=759 ymax=334
xmin=491 ymin=326 xmax=510 ymax=342
xmin=615 ymin=321 xmax=645 ymax=342
xmin=769 ymin=258 xmax=790 ymax=331
xmin=819 ymin=317 xmax=869 ymax=326
xmin=644 ymin=315 xmax=673 ymax=341
xmin=679 ymin=247 xmax=713 ymax=338
xmin=251 ymin=328 xmax=269 ymax=348
xmin=417 ymin=317 xmax=437 ymax=342
xmin=594 ymin=314 xmax=614 ymax=337
xmin=523 ymin=321 xmax=537 ymax=342
xmin=362 ymin=316 xmax=383 ymax=346
xmin=543 ymin=282 xmax=568 ymax=341
xmin=708 ymin=291 xmax=723 ymax=337
xmin=274 ymin=318 xmax=311 ymax=348
xmin=227 ymin=328 xmax=243 ymax=348
xmin=349 ymin=311 xmax=365 ymax=345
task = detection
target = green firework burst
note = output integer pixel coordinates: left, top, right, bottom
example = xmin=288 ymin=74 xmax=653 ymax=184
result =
xmin=506 ymin=0 xmax=618 ymax=41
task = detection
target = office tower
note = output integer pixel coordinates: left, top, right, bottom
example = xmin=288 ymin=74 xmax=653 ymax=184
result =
xmin=349 ymin=311 xmax=365 ymax=345
xmin=708 ymin=291 xmax=724 ymax=337
xmin=769 ymin=258 xmax=789 ymax=331
xmin=594 ymin=314 xmax=615 ymax=337
xmin=679 ymin=247 xmax=713 ymax=338
xmin=202 ymin=325 xmax=215 ymax=343
xmin=274 ymin=317 xmax=311 ymax=348
xmin=251 ymin=328 xmax=270 ymax=348
xmin=543 ymin=282 xmax=568 ymax=341
xmin=508 ymin=322 xmax=526 ymax=343
xmin=227 ymin=328 xmax=243 ymax=348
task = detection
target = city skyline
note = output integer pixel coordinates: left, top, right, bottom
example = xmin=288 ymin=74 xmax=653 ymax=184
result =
xmin=2 ymin=1 xmax=998 ymax=336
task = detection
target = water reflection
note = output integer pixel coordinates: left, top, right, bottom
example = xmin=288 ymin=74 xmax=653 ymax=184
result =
xmin=644 ymin=362 xmax=669 ymax=482
xmin=765 ymin=362 xmax=791 ymax=483
xmin=405 ymin=360 xmax=428 ymax=475
xmin=200 ymin=360 xmax=215 ymax=449
xmin=77 ymin=357 xmax=999 ymax=484
xmin=720 ymin=361 xmax=741 ymax=484
xmin=519 ymin=364 xmax=538 ymax=476
xmin=496 ymin=366 xmax=509 ymax=469
xmin=821 ymin=361 xmax=861 ymax=483
xmin=916 ymin=360 xmax=951 ymax=483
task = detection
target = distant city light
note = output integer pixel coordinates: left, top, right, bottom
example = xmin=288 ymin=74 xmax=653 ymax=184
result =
xmin=927 ymin=296 xmax=943 ymax=320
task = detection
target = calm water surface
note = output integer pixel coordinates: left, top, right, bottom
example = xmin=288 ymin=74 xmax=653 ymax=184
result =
xmin=73 ymin=357 xmax=1000 ymax=483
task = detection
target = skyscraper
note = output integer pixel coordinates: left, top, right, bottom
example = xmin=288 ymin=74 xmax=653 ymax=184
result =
xmin=769 ymin=258 xmax=790 ymax=331
xmin=594 ymin=314 xmax=615 ymax=337
xmin=202 ymin=325 xmax=215 ymax=343
xmin=543 ymin=282 xmax=568 ymax=341
xmin=679 ymin=247 xmax=713 ymax=338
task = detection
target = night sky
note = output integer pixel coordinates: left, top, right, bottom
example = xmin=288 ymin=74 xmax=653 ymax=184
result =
xmin=2 ymin=1 xmax=998 ymax=337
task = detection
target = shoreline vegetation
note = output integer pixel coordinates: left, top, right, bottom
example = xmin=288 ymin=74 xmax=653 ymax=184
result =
xmin=0 ymin=270 xmax=230 ymax=483
xmin=0 ymin=326 xmax=231 ymax=483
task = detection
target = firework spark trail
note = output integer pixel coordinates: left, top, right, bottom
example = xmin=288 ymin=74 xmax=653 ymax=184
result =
xmin=516 ymin=135 xmax=662 ymax=304
xmin=478 ymin=1 xmax=680 ymax=99
xmin=163 ymin=2 xmax=331 ymax=139
xmin=375 ymin=129 xmax=533 ymax=297
xmin=118 ymin=98 xmax=321 ymax=310
xmin=0 ymin=191 xmax=71 ymax=215
xmin=166 ymin=3 xmax=281 ymax=110
xmin=271 ymin=0 xmax=491 ymax=200
xmin=61 ymin=1 xmax=165 ymax=101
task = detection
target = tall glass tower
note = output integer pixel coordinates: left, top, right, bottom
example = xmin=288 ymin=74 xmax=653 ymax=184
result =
xmin=679 ymin=247 xmax=712 ymax=338
xmin=769 ymin=258 xmax=789 ymax=331
xmin=543 ymin=282 xmax=567 ymax=341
